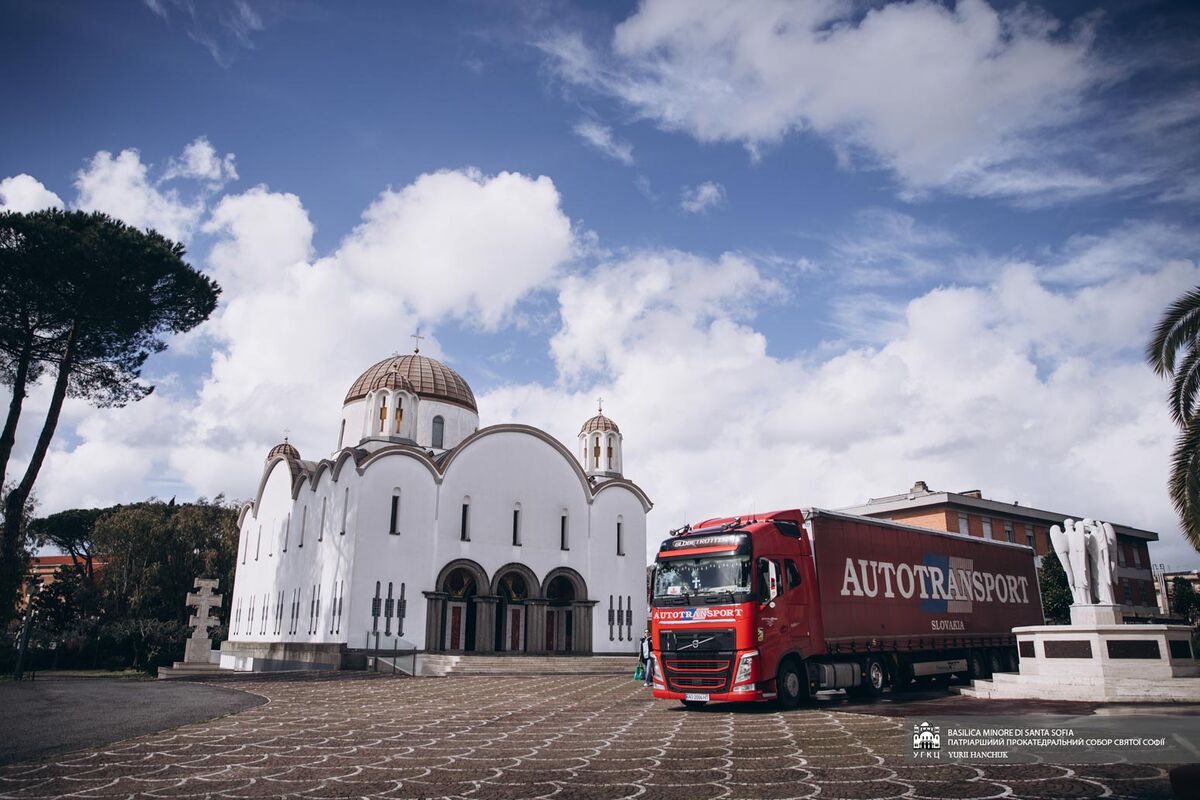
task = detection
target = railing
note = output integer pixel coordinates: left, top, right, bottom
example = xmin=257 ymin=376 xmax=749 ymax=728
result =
xmin=364 ymin=631 xmax=418 ymax=675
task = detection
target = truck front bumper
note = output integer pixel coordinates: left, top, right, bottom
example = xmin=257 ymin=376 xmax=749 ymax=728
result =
xmin=651 ymin=686 xmax=770 ymax=704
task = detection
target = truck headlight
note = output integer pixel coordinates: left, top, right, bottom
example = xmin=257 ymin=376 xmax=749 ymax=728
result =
xmin=732 ymin=650 xmax=757 ymax=692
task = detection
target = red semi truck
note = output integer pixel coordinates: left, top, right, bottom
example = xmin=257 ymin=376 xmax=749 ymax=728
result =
xmin=649 ymin=508 xmax=1042 ymax=708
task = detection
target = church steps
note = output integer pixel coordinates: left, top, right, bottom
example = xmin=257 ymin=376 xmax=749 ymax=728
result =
xmin=424 ymin=654 xmax=637 ymax=677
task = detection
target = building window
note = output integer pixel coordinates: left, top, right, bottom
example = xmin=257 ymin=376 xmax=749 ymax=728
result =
xmin=283 ymin=513 xmax=290 ymax=552
xmin=1132 ymin=543 xmax=1142 ymax=567
xmin=560 ymin=512 xmax=569 ymax=551
xmin=1003 ymin=521 xmax=1014 ymax=543
xmin=389 ymin=490 xmax=401 ymax=535
xmin=1118 ymin=545 xmax=1127 ymax=567
xmin=338 ymin=419 xmax=345 ymax=450
xmin=617 ymin=516 xmax=624 ymax=556
xmin=957 ymin=513 xmax=969 ymax=535
xmin=378 ymin=395 xmax=388 ymax=433
xmin=340 ymin=487 xmax=349 ymax=535
xmin=512 ymin=504 xmax=522 ymax=546
xmin=982 ymin=517 xmax=993 ymax=540
xmin=394 ymin=398 xmax=403 ymax=433
xmin=1024 ymin=523 xmax=1034 ymax=548
xmin=432 ymin=416 xmax=445 ymax=449
xmin=298 ymin=507 xmax=307 ymax=547
xmin=460 ymin=499 xmax=470 ymax=541
xmin=255 ymin=524 xmax=262 ymax=560
xmin=241 ymin=527 xmax=248 ymax=564
xmin=318 ymin=497 xmax=326 ymax=542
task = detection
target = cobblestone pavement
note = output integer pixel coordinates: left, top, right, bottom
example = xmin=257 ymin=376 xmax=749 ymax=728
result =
xmin=0 ymin=673 xmax=1179 ymax=799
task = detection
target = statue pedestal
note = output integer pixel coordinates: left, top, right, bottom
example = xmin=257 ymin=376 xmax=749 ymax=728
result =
xmin=1069 ymin=603 xmax=1121 ymax=626
xmin=961 ymin=615 xmax=1200 ymax=702
xmin=184 ymin=634 xmax=215 ymax=664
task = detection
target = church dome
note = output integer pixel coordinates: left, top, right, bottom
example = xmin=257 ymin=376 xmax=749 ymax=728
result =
xmin=580 ymin=413 xmax=619 ymax=434
xmin=345 ymin=354 xmax=477 ymax=412
xmin=268 ymin=440 xmax=300 ymax=461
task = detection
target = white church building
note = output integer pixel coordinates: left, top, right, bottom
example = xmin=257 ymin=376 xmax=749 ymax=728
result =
xmin=221 ymin=350 xmax=651 ymax=671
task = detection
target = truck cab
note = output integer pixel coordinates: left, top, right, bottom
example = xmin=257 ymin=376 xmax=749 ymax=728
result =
xmin=649 ymin=511 xmax=815 ymax=708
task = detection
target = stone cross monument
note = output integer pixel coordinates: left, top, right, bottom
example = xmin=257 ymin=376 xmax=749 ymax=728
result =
xmin=184 ymin=578 xmax=223 ymax=664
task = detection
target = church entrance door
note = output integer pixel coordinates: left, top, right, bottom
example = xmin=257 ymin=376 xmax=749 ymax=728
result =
xmin=546 ymin=574 xmax=576 ymax=653
xmin=493 ymin=568 xmax=532 ymax=652
xmin=445 ymin=601 xmax=467 ymax=650
xmin=440 ymin=565 xmax=479 ymax=652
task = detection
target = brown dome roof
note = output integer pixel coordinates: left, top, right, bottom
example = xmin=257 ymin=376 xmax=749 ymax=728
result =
xmin=268 ymin=441 xmax=300 ymax=461
xmin=580 ymin=414 xmax=619 ymax=434
xmin=345 ymin=354 xmax=477 ymax=412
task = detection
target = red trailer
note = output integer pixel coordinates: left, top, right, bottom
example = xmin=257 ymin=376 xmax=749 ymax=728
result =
xmin=649 ymin=508 xmax=1042 ymax=708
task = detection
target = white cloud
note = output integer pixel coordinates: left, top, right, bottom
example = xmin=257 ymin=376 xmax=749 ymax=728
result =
xmin=0 ymin=174 xmax=64 ymax=213
xmin=572 ymin=120 xmax=634 ymax=165
xmin=163 ymin=136 xmax=238 ymax=187
xmin=485 ymin=230 xmax=1200 ymax=570
xmin=74 ymin=148 xmax=204 ymax=242
xmin=23 ymin=166 xmax=577 ymax=507
xmin=679 ymin=181 xmax=725 ymax=213
xmin=333 ymin=169 xmax=575 ymax=329
xmin=543 ymin=0 xmax=1101 ymax=197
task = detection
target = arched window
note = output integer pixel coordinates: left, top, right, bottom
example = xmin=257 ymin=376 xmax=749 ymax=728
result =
xmin=378 ymin=395 xmax=388 ymax=433
xmin=394 ymin=397 xmax=404 ymax=433
xmin=432 ymin=415 xmax=445 ymax=448
xmin=607 ymin=435 xmax=615 ymax=469
xmin=389 ymin=488 xmax=401 ymax=535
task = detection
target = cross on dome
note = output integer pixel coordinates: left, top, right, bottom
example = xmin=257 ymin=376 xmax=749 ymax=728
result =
xmin=411 ymin=328 xmax=424 ymax=354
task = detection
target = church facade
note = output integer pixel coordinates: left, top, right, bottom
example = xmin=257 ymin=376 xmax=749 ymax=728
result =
xmin=221 ymin=351 xmax=651 ymax=671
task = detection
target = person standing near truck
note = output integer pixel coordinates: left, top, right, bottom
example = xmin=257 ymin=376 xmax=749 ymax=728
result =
xmin=639 ymin=630 xmax=653 ymax=686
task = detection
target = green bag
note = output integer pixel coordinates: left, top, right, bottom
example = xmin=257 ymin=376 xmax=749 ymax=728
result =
xmin=634 ymin=663 xmax=645 ymax=681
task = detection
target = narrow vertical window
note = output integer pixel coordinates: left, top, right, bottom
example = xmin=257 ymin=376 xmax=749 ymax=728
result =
xmin=1024 ymin=523 xmax=1034 ymax=548
xmin=338 ymin=419 xmax=346 ymax=450
xmin=460 ymin=499 xmax=470 ymax=541
xmin=982 ymin=517 xmax=993 ymax=539
xmin=255 ymin=524 xmax=262 ymax=560
xmin=318 ymin=497 xmax=327 ymax=542
xmin=592 ymin=435 xmax=600 ymax=469
xmin=560 ymin=512 xmax=569 ymax=551
xmin=957 ymin=513 xmax=969 ymax=535
xmin=299 ymin=507 xmax=307 ymax=547
xmin=606 ymin=435 xmax=614 ymax=469
xmin=241 ymin=527 xmax=248 ymax=564
xmin=1003 ymin=521 xmax=1014 ymax=543
xmin=616 ymin=516 xmax=624 ymax=556
xmin=432 ymin=415 xmax=445 ymax=448
xmin=389 ymin=491 xmax=401 ymax=535
xmin=394 ymin=398 xmax=403 ymax=433
xmin=340 ymin=487 xmax=349 ymax=535
xmin=512 ymin=504 xmax=521 ymax=546
xmin=378 ymin=395 xmax=388 ymax=433
xmin=282 ymin=513 xmax=290 ymax=552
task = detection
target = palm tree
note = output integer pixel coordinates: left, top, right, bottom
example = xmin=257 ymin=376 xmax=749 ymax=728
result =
xmin=1147 ymin=286 xmax=1200 ymax=553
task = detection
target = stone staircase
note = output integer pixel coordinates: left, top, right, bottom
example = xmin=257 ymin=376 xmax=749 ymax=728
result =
xmin=956 ymin=671 xmax=1200 ymax=702
xmin=416 ymin=654 xmax=638 ymax=678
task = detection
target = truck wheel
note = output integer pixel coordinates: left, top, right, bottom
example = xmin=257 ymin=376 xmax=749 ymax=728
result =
xmin=776 ymin=660 xmax=805 ymax=710
xmin=680 ymin=700 xmax=707 ymax=711
xmin=989 ymin=649 xmax=1007 ymax=675
xmin=969 ymin=650 xmax=990 ymax=680
xmin=861 ymin=658 xmax=886 ymax=698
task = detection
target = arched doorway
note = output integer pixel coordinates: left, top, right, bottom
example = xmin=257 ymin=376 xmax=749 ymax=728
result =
xmin=492 ymin=564 xmax=537 ymax=652
xmin=429 ymin=559 xmax=489 ymax=652
xmin=541 ymin=568 xmax=593 ymax=654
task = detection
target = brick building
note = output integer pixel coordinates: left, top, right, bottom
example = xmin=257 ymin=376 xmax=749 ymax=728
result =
xmin=839 ymin=482 xmax=1160 ymax=619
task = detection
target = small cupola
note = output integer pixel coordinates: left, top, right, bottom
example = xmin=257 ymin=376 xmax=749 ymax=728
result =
xmin=578 ymin=400 xmax=623 ymax=478
xmin=267 ymin=437 xmax=300 ymax=462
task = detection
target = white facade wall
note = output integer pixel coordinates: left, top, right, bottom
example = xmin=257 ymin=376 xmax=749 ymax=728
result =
xmin=228 ymin=426 xmax=648 ymax=657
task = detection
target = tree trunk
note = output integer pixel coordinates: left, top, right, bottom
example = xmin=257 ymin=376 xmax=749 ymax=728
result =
xmin=0 ymin=333 xmax=34 ymax=488
xmin=0 ymin=324 xmax=78 ymax=623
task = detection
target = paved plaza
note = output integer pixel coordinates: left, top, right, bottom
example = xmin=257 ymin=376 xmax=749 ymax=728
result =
xmin=0 ymin=673 xmax=1184 ymax=799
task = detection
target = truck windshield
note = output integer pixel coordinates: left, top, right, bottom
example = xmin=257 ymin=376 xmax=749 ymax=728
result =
xmin=653 ymin=556 xmax=752 ymax=603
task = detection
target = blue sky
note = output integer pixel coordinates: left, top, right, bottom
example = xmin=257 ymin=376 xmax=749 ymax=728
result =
xmin=3 ymin=0 xmax=1200 ymax=568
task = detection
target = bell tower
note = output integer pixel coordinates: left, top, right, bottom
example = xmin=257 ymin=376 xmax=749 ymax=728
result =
xmin=578 ymin=399 xmax=622 ymax=479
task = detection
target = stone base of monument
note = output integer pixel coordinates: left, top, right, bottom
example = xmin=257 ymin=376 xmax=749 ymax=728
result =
xmin=960 ymin=605 xmax=1200 ymax=702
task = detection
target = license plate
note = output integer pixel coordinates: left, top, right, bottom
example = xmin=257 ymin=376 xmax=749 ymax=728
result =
xmin=684 ymin=693 xmax=709 ymax=702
